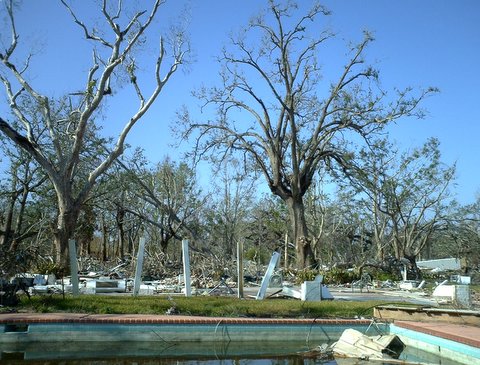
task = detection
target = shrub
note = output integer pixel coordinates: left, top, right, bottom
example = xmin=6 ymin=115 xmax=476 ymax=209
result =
xmin=321 ymin=267 xmax=359 ymax=285
xmin=294 ymin=269 xmax=319 ymax=284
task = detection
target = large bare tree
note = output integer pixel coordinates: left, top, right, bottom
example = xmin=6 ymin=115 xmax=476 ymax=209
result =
xmin=180 ymin=0 xmax=435 ymax=268
xmin=0 ymin=0 xmax=187 ymax=270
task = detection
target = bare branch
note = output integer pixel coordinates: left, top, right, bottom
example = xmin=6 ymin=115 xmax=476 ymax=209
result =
xmin=0 ymin=117 xmax=56 ymax=181
xmin=85 ymin=35 xmax=185 ymax=197
xmin=2 ymin=0 xmax=19 ymax=61
xmin=60 ymin=0 xmax=113 ymax=48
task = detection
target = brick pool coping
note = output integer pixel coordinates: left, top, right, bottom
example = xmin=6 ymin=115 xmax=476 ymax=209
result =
xmin=0 ymin=313 xmax=371 ymax=325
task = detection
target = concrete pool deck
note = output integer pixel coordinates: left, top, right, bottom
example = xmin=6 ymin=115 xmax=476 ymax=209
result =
xmin=391 ymin=321 xmax=480 ymax=364
xmin=394 ymin=320 xmax=480 ymax=348
xmin=0 ymin=312 xmax=479 ymax=348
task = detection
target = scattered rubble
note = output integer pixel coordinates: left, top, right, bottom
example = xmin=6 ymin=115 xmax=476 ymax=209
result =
xmin=1 ymin=253 xmax=479 ymax=310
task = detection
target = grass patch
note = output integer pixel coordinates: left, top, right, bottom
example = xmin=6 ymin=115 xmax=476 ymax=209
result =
xmin=18 ymin=295 xmax=387 ymax=319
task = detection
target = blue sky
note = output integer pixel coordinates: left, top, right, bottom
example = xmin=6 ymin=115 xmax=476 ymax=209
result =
xmin=1 ymin=0 xmax=479 ymax=204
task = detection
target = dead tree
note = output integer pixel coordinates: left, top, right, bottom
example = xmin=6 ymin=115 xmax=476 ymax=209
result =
xmin=0 ymin=0 xmax=187 ymax=270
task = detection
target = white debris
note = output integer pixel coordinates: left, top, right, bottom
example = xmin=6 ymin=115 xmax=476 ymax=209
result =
xmin=84 ymin=279 xmax=126 ymax=293
xmin=281 ymin=276 xmax=334 ymax=301
xmin=432 ymin=284 xmax=471 ymax=308
xmin=330 ymin=328 xmax=404 ymax=360
xmin=417 ymin=258 xmax=461 ymax=271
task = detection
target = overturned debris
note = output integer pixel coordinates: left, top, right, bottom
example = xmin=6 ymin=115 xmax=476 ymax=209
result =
xmin=330 ymin=328 xmax=404 ymax=361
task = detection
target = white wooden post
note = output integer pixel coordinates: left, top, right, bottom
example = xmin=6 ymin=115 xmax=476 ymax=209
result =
xmin=284 ymin=233 xmax=288 ymax=270
xmin=182 ymin=239 xmax=192 ymax=297
xmin=133 ymin=237 xmax=146 ymax=296
xmin=237 ymin=241 xmax=244 ymax=299
xmin=68 ymin=239 xmax=79 ymax=296
xmin=256 ymin=251 xmax=280 ymax=300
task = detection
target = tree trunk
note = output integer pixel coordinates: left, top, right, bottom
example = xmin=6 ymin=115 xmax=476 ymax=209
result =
xmin=116 ymin=206 xmax=126 ymax=260
xmin=1 ymin=168 xmax=18 ymax=249
xmin=424 ymin=239 xmax=432 ymax=260
xmin=286 ymin=197 xmax=316 ymax=269
xmin=9 ymin=185 xmax=28 ymax=252
xmin=53 ymin=199 xmax=81 ymax=273
xmin=1 ymin=191 xmax=16 ymax=249
xmin=101 ymin=214 xmax=108 ymax=262
xmin=392 ymin=234 xmax=405 ymax=261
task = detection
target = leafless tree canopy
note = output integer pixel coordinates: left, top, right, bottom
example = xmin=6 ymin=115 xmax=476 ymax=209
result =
xmin=0 ymin=0 xmax=187 ymax=269
xmin=179 ymin=0 xmax=436 ymax=268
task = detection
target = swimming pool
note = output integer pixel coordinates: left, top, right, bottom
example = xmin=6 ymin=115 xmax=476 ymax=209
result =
xmin=0 ymin=314 xmax=478 ymax=364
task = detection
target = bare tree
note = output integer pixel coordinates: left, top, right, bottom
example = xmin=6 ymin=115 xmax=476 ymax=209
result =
xmin=113 ymin=153 xmax=205 ymax=252
xmin=204 ymin=161 xmax=255 ymax=260
xmin=179 ymin=0 xmax=435 ymax=268
xmin=339 ymin=139 xmax=393 ymax=262
xmin=349 ymin=138 xmax=455 ymax=269
xmin=439 ymin=199 xmax=480 ymax=270
xmin=0 ymin=0 xmax=187 ymax=270
xmin=305 ymin=183 xmax=373 ymax=266
xmin=0 ymin=147 xmax=47 ymax=251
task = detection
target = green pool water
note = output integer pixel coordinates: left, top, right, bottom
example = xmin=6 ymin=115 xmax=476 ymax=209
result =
xmin=0 ymin=340 xmax=465 ymax=365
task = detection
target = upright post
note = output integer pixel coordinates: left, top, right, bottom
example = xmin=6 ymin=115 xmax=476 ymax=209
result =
xmin=237 ymin=241 xmax=244 ymax=299
xmin=182 ymin=239 xmax=192 ymax=297
xmin=284 ymin=233 xmax=288 ymax=270
xmin=68 ymin=239 xmax=79 ymax=296
xmin=133 ymin=237 xmax=146 ymax=296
